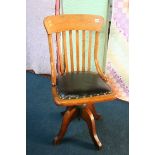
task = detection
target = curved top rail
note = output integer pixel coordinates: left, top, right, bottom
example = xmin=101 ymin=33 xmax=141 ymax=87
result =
xmin=44 ymin=14 xmax=104 ymax=33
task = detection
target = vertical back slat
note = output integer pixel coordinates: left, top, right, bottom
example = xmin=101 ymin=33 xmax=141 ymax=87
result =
xmin=82 ymin=30 xmax=85 ymax=71
xmin=69 ymin=30 xmax=74 ymax=72
xmin=56 ymin=33 xmax=60 ymax=74
xmin=48 ymin=34 xmax=56 ymax=85
xmin=94 ymin=32 xmax=107 ymax=80
xmin=88 ymin=31 xmax=92 ymax=71
xmin=94 ymin=32 xmax=99 ymax=64
xmin=62 ymin=31 xmax=68 ymax=73
xmin=56 ymin=32 xmax=64 ymax=74
xmin=76 ymin=30 xmax=79 ymax=72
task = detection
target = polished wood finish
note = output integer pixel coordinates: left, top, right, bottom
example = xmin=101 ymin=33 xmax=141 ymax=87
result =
xmin=44 ymin=14 xmax=104 ymax=33
xmin=52 ymin=86 xmax=115 ymax=106
xmin=44 ymin=14 xmax=116 ymax=150
xmin=76 ymin=30 xmax=80 ymax=72
xmin=44 ymin=14 xmax=109 ymax=86
xmin=56 ymin=32 xmax=61 ymax=74
xmin=47 ymin=34 xmax=56 ymax=85
xmin=88 ymin=31 xmax=92 ymax=71
xmin=54 ymin=107 xmax=78 ymax=144
xmin=61 ymin=105 xmax=101 ymax=120
xmin=69 ymin=30 xmax=74 ymax=72
xmin=94 ymin=32 xmax=108 ymax=81
xmin=81 ymin=107 xmax=102 ymax=149
xmin=87 ymin=104 xmax=102 ymax=120
xmin=54 ymin=106 xmax=102 ymax=150
xmin=62 ymin=31 xmax=68 ymax=73
xmin=56 ymin=32 xmax=64 ymax=74
xmin=82 ymin=30 xmax=86 ymax=71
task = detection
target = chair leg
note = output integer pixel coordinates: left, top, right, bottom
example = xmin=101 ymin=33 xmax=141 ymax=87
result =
xmin=81 ymin=107 xmax=102 ymax=150
xmin=54 ymin=107 xmax=78 ymax=144
xmin=87 ymin=104 xmax=102 ymax=120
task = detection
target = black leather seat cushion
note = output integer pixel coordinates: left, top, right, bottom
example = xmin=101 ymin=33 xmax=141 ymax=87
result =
xmin=56 ymin=72 xmax=112 ymax=99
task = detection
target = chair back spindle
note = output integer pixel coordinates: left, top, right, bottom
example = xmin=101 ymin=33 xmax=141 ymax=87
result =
xmin=76 ymin=30 xmax=80 ymax=72
xmin=69 ymin=30 xmax=74 ymax=72
xmin=88 ymin=31 xmax=92 ymax=72
xmin=56 ymin=32 xmax=64 ymax=74
xmin=82 ymin=30 xmax=86 ymax=72
xmin=62 ymin=31 xmax=68 ymax=73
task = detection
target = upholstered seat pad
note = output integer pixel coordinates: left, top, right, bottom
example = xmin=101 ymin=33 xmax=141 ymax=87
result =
xmin=56 ymin=72 xmax=112 ymax=99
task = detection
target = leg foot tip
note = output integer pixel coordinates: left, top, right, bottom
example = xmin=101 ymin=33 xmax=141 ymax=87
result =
xmin=97 ymin=143 xmax=103 ymax=150
xmin=53 ymin=136 xmax=61 ymax=145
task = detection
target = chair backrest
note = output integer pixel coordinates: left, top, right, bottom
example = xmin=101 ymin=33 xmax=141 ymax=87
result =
xmin=44 ymin=14 xmax=106 ymax=86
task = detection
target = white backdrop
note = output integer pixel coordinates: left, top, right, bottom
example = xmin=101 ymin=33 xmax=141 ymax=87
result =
xmin=26 ymin=0 xmax=55 ymax=74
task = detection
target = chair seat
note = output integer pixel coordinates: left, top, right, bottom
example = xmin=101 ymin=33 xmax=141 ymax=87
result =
xmin=56 ymin=72 xmax=112 ymax=100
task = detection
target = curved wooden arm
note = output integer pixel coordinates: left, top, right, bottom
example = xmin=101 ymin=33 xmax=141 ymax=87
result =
xmin=94 ymin=32 xmax=108 ymax=81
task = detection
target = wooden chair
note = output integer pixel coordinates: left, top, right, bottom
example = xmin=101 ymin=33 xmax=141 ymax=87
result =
xmin=44 ymin=14 xmax=116 ymax=150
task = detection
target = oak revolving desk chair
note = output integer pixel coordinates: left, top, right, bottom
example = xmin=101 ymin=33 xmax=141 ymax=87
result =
xmin=44 ymin=14 xmax=116 ymax=150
